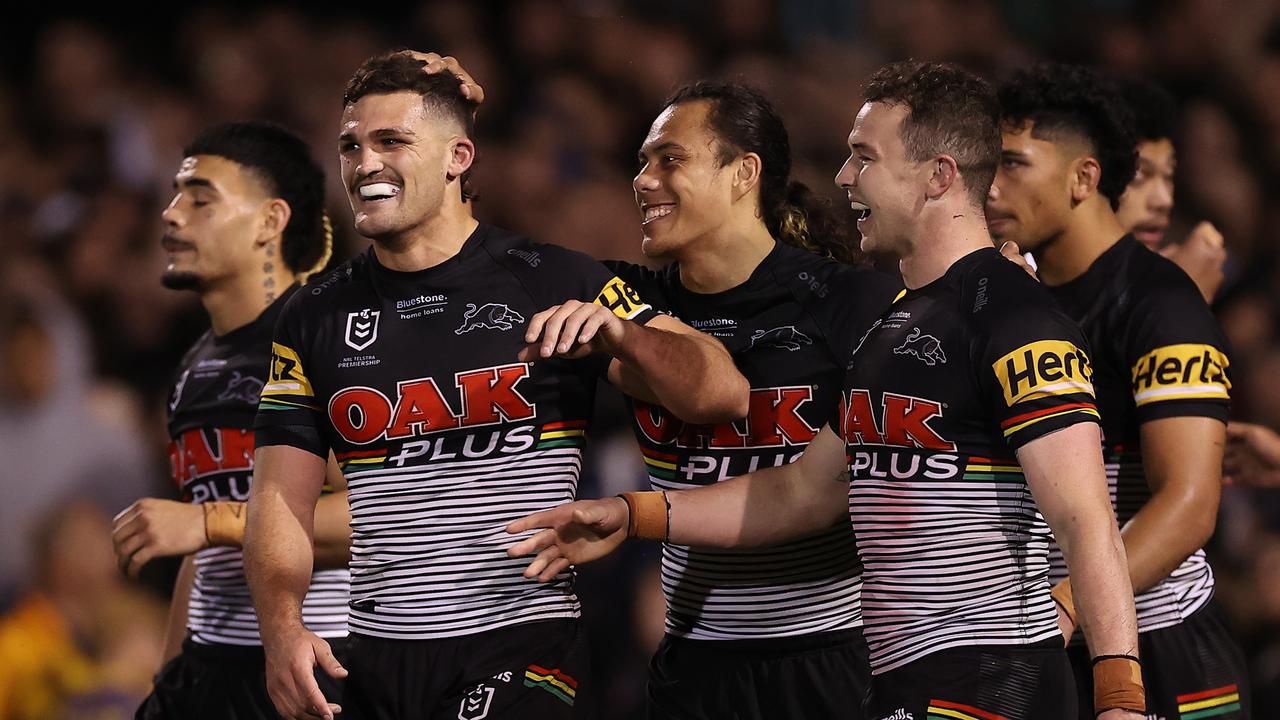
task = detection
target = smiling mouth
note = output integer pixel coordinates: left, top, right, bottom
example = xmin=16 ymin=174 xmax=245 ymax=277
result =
xmin=642 ymin=204 xmax=675 ymax=224
xmin=850 ymin=201 xmax=870 ymax=221
xmin=357 ymin=182 xmax=400 ymax=201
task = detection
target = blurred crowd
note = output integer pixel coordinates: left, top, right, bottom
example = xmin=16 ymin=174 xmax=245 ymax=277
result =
xmin=2 ymin=1 xmax=1279 ymax=717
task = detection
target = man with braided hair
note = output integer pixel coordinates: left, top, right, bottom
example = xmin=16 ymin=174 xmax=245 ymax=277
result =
xmin=111 ymin=121 xmax=350 ymax=720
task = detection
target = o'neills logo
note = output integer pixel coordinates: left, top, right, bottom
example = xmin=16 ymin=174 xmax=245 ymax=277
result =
xmin=993 ymin=339 xmax=1094 ymax=407
xmin=1131 ymin=343 xmax=1230 ymax=407
xmin=838 ymin=389 xmax=955 ymax=450
xmin=634 ymin=386 xmax=817 ymax=449
xmin=328 ymin=363 xmax=535 ymax=444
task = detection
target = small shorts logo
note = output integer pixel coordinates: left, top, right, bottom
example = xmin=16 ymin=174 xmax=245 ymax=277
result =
xmin=458 ymin=683 xmax=494 ymax=720
xmin=456 ymin=303 xmax=526 ymax=335
xmin=750 ymin=325 xmax=813 ymax=351
xmin=894 ymin=327 xmax=947 ymax=366
xmin=345 ymin=309 xmax=380 ymax=351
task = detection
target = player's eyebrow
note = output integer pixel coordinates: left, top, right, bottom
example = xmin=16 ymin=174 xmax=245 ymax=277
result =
xmin=173 ymin=177 xmax=216 ymax=190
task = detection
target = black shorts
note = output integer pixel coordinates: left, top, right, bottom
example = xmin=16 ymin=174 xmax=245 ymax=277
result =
xmin=1067 ymin=600 xmax=1250 ymax=720
xmin=865 ymin=638 xmax=1076 ymax=720
xmin=646 ymin=629 xmax=871 ymax=720
xmin=343 ymin=619 xmax=591 ymax=720
xmin=136 ymin=636 xmax=348 ymax=720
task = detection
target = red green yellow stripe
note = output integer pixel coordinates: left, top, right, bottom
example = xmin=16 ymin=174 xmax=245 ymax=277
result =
xmin=927 ymin=699 xmax=1009 ymax=720
xmin=523 ymin=665 xmax=576 ymax=706
xmin=1178 ymin=684 xmax=1241 ymax=719
xmin=1001 ymin=402 xmax=1099 ymax=437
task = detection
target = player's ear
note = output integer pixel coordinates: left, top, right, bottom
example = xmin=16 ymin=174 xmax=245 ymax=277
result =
xmin=925 ymin=154 xmax=959 ymax=201
xmin=732 ymin=152 xmax=762 ymax=202
xmin=256 ymin=198 xmax=292 ymax=249
xmin=448 ymin=137 xmax=476 ymax=180
xmin=1071 ymin=157 xmax=1102 ymax=204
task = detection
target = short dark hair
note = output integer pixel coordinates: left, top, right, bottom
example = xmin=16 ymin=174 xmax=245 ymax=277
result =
xmin=184 ymin=121 xmax=331 ymax=279
xmin=664 ymin=81 xmax=859 ymax=264
xmin=1118 ymin=77 xmax=1177 ymax=143
xmin=863 ymin=60 xmax=1001 ymax=206
xmin=998 ymin=62 xmax=1138 ymax=209
xmin=344 ymin=51 xmax=476 ymax=202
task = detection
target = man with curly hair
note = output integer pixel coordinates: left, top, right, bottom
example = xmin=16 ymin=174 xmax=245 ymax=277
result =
xmin=988 ymin=62 xmax=1250 ymax=719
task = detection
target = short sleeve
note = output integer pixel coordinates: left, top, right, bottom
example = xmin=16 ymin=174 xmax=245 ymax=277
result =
xmin=1123 ymin=278 xmax=1231 ymax=424
xmin=603 ymin=260 xmax=673 ymax=314
xmin=973 ymin=270 xmax=1101 ymax=450
xmin=254 ymin=299 xmax=328 ymax=458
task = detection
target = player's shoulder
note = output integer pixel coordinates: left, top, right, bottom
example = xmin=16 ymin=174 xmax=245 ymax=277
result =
xmin=479 ymin=225 xmax=600 ymax=275
xmin=959 ymin=247 xmax=1061 ymax=324
xmin=280 ymin=253 xmax=371 ymax=325
xmin=1112 ymin=237 xmax=1208 ymax=314
xmin=768 ymin=243 xmax=900 ymax=310
xmin=176 ymin=329 xmax=216 ymax=373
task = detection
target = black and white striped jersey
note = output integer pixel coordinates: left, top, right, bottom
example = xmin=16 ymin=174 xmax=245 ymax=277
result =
xmin=255 ymin=224 xmax=657 ymax=640
xmin=167 ymin=286 xmax=349 ymax=646
xmin=611 ymin=244 xmax=899 ymax=640
xmin=831 ymin=247 xmax=1101 ymax=674
xmin=1044 ymin=236 xmax=1230 ymax=637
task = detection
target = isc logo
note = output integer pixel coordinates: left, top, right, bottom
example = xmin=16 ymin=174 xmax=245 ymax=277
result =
xmin=1131 ymin=343 xmax=1230 ymax=407
xmin=838 ymin=389 xmax=955 ymax=451
xmin=993 ymin=340 xmax=1094 ymax=407
xmin=328 ymin=363 xmax=536 ymax=444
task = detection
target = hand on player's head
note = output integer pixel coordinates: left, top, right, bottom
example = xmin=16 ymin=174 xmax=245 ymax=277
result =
xmin=401 ymin=51 xmax=485 ymax=107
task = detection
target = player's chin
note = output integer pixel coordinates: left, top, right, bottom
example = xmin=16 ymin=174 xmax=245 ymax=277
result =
xmin=161 ymin=268 xmax=204 ymax=290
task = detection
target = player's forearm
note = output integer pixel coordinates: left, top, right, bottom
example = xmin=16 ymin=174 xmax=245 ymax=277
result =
xmin=1057 ymin=512 xmax=1139 ymax=658
xmin=244 ymin=488 xmax=315 ymax=639
xmin=312 ymin=491 xmax=352 ymax=570
xmin=1118 ymin=486 xmax=1217 ymax=594
xmin=161 ymin=555 xmax=196 ymax=665
xmin=667 ymin=462 xmax=843 ymax=548
xmin=613 ymin=322 xmax=749 ymax=423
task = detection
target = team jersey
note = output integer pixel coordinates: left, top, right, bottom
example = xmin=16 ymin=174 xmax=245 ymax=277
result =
xmin=254 ymin=224 xmax=657 ymax=640
xmin=167 ymin=286 xmax=349 ymax=646
xmin=1044 ymin=236 xmax=1230 ymax=636
xmin=610 ymin=243 xmax=900 ymax=640
xmin=830 ymin=246 xmax=1102 ymax=674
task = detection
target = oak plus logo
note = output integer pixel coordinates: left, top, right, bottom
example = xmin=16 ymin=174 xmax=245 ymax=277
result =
xmin=838 ymin=389 xmax=955 ymax=450
xmin=328 ymin=363 xmax=536 ymax=444
xmin=634 ymin=386 xmax=818 ymax=450
xmin=345 ymin=309 xmax=380 ymax=351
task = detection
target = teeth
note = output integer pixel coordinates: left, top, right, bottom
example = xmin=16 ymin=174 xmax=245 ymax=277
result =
xmin=643 ymin=205 xmax=674 ymax=223
xmin=849 ymin=201 xmax=870 ymax=220
xmin=359 ymin=183 xmax=399 ymax=199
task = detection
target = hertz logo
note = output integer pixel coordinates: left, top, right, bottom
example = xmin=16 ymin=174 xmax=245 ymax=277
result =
xmin=594 ymin=277 xmax=650 ymax=321
xmin=1131 ymin=343 xmax=1230 ymax=407
xmin=993 ymin=340 xmax=1095 ymax=407
xmin=264 ymin=342 xmax=314 ymax=399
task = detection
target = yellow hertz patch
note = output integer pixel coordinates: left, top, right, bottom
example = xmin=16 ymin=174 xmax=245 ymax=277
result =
xmin=1131 ymin=343 xmax=1230 ymax=407
xmin=263 ymin=342 xmax=315 ymax=399
xmin=593 ymin=277 xmax=651 ymax=320
xmin=993 ymin=340 xmax=1095 ymax=407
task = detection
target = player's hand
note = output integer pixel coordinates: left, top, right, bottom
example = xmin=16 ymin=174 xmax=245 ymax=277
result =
xmin=1224 ymin=421 xmax=1280 ymax=487
xmin=400 ymin=50 xmax=485 ymax=105
xmin=112 ymin=498 xmax=206 ymax=578
xmin=518 ymin=300 xmax=627 ymax=361
xmin=1054 ymin=602 xmax=1076 ymax=647
xmin=1097 ymin=711 xmax=1145 ymax=719
xmin=506 ymin=497 xmax=630 ymax=582
xmin=263 ymin=626 xmax=346 ymax=720
xmin=1161 ymin=221 xmax=1225 ymax=302
xmin=998 ymin=241 xmax=1039 ymax=280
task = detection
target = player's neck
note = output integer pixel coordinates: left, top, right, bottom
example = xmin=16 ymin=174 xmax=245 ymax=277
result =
xmin=1036 ymin=201 xmax=1126 ymax=286
xmin=201 ymin=265 xmax=293 ymax=336
xmin=676 ymin=219 xmax=776 ymax=294
xmin=373 ymin=200 xmax=479 ymax=273
xmin=899 ymin=204 xmax=992 ymax=290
